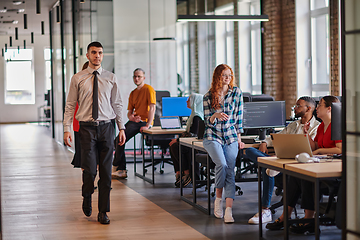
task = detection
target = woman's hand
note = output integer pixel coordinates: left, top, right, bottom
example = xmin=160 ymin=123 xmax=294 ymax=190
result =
xmin=169 ymin=138 xmax=177 ymax=146
xmin=313 ymin=148 xmax=322 ymax=155
xmin=238 ymin=141 xmax=245 ymax=149
xmin=213 ymin=112 xmax=229 ymax=121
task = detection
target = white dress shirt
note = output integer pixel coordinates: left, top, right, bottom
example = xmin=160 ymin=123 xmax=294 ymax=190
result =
xmin=263 ymin=116 xmax=320 ymax=147
xmin=63 ymin=66 xmax=125 ymax=132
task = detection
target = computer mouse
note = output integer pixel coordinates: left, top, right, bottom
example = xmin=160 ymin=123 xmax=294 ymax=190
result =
xmin=296 ymin=152 xmax=313 ymax=163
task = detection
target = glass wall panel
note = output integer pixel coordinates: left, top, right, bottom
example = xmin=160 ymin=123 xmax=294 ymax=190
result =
xmin=51 ymin=4 xmax=64 ymax=144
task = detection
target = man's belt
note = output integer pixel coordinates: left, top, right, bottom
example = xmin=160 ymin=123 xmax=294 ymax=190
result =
xmin=79 ymin=120 xmax=111 ymax=126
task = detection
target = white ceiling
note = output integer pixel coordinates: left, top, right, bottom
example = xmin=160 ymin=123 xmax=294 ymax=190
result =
xmin=0 ymin=0 xmax=57 ymax=36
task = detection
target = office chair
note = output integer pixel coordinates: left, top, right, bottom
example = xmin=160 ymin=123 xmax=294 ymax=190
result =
xmin=143 ymin=90 xmax=174 ymax=174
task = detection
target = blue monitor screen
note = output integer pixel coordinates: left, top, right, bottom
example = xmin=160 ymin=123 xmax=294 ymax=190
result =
xmin=243 ymin=101 xmax=286 ymax=129
xmin=162 ymin=97 xmax=192 ymax=117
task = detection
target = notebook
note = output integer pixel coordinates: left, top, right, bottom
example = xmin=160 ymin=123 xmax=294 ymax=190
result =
xmin=160 ymin=116 xmax=181 ymax=129
xmin=271 ymin=134 xmax=313 ymax=159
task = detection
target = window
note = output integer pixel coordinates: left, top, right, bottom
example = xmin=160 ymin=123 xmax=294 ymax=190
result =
xmin=238 ymin=0 xmax=262 ymax=94
xmin=44 ymin=48 xmax=51 ymax=90
xmin=310 ymin=0 xmax=330 ymax=96
xmin=4 ymin=49 xmax=35 ymax=105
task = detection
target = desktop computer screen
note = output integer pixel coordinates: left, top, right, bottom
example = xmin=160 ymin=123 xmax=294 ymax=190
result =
xmin=162 ymin=97 xmax=192 ymax=117
xmin=243 ymin=101 xmax=286 ymax=129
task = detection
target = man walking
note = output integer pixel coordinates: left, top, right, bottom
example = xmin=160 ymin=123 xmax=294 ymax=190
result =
xmin=112 ymin=68 xmax=156 ymax=179
xmin=63 ymin=41 xmax=126 ymax=224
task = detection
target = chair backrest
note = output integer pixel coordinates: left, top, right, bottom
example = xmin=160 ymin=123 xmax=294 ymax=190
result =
xmin=154 ymin=90 xmax=171 ymax=126
xmin=251 ymin=94 xmax=274 ymax=102
xmin=197 ymin=119 xmax=205 ymax=139
xmin=243 ymin=92 xmax=252 ymax=102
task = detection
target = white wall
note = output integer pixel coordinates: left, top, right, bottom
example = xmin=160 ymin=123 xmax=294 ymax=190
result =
xmin=0 ymin=34 xmax=50 ymax=123
xmin=113 ymin=0 xmax=177 ymax=122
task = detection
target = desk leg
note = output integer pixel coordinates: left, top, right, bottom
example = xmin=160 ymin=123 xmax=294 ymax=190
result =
xmin=207 ymin=154 xmax=210 ymax=215
xmin=180 ymin=141 xmax=183 ymax=196
xmin=151 ymin=135 xmax=155 ymax=184
xmin=258 ymin=165 xmax=263 ymax=239
xmin=315 ymin=179 xmax=320 ymax=240
xmin=283 ymin=172 xmax=289 ymax=240
xmin=142 ymin=134 xmax=145 ymax=176
xmin=192 ymin=145 xmax=196 ymax=204
xmin=134 ymin=137 xmax=136 ymax=173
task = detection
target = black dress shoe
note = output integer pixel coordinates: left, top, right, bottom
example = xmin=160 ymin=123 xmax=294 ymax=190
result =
xmin=82 ymin=197 xmax=92 ymax=217
xmin=290 ymin=222 xmax=319 ymax=235
xmin=98 ymin=212 xmax=110 ymax=224
xmin=266 ymin=218 xmax=284 ymax=230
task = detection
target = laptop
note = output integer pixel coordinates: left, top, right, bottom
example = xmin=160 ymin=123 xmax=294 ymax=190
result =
xmin=271 ymin=134 xmax=313 ymax=159
xmin=160 ymin=116 xmax=182 ymax=129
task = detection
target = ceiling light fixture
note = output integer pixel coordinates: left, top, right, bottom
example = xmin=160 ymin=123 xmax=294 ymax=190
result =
xmin=177 ymin=14 xmax=269 ymax=22
xmin=0 ymin=9 xmax=7 ymax=13
xmin=13 ymin=1 xmax=22 ymax=6
xmin=13 ymin=20 xmax=18 ymax=24
xmin=56 ymin=6 xmax=60 ymax=23
xmin=23 ymin=14 xmax=27 ymax=29
xmin=18 ymin=9 xmax=25 ymax=13
xmin=36 ymin=0 xmax=41 ymax=14
xmin=41 ymin=21 xmax=44 ymax=35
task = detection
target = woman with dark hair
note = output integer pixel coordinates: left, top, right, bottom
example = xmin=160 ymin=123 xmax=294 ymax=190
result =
xmin=266 ymin=95 xmax=342 ymax=234
xmin=169 ymin=93 xmax=204 ymax=187
xmin=202 ymin=64 xmax=244 ymax=223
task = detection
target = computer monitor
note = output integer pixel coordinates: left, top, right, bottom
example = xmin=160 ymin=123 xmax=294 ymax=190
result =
xmin=331 ymin=102 xmax=342 ymax=141
xmin=162 ymin=97 xmax=192 ymax=117
xmin=243 ymin=101 xmax=286 ymax=140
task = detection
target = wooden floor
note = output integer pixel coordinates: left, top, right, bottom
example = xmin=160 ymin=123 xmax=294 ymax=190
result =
xmin=0 ymin=124 xmax=208 ymax=240
xmin=0 ymin=124 xmax=342 ymax=240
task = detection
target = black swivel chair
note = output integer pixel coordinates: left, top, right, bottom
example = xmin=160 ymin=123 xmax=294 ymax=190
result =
xmin=143 ymin=90 xmax=174 ymax=174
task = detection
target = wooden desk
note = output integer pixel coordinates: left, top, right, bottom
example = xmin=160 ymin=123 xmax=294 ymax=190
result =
xmin=179 ymin=138 xmax=261 ymax=215
xmin=257 ymin=157 xmax=341 ymax=240
xmin=137 ymin=127 xmax=185 ymax=184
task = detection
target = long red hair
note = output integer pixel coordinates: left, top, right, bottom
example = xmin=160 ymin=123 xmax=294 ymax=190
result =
xmin=210 ymin=64 xmax=235 ymax=110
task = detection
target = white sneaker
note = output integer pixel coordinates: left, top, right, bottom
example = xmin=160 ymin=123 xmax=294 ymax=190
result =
xmin=214 ymin=198 xmax=223 ymax=218
xmin=224 ymin=207 xmax=234 ymax=223
xmin=112 ymin=170 xmax=127 ymax=179
xmin=248 ymin=209 xmax=272 ymax=224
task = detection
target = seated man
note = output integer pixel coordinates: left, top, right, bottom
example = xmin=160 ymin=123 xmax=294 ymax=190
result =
xmin=112 ymin=68 xmax=156 ymax=179
xmin=246 ymin=96 xmax=320 ymax=224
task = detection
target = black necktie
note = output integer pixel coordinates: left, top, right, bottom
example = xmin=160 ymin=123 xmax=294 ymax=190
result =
xmin=92 ymin=71 xmax=99 ymax=120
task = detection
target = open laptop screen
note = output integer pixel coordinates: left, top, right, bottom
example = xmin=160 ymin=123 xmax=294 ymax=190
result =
xmin=160 ymin=117 xmax=181 ymax=129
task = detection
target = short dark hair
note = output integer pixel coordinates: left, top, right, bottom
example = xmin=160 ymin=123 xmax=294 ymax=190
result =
xmin=299 ymin=96 xmax=316 ymax=108
xmin=87 ymin=41 xmax=103 ymax=51
xmin=321 ymin=95 xmax=340 ymax=107
xmin=133 ymin=68 xmax=145 ymax=75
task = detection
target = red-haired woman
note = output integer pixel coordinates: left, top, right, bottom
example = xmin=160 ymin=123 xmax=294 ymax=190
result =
xmin=203 ymin=64 xmax=244 ymax=223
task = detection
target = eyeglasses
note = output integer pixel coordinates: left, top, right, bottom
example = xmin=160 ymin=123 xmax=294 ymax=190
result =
xmin=133 ymin=75 xmax=144 ymax=79
xmin=221 ymin=74 xmax=233 ymax=78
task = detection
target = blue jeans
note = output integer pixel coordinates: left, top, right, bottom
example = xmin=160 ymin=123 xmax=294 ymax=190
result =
xmin=203 ymin=140 xmax=238 ymax=200
xmin=245 ymin=147 xmax=275 ymax=208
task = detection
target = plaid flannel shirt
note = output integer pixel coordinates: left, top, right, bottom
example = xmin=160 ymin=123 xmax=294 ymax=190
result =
xmin=203 ymin=86 xmax=243 ymax=145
